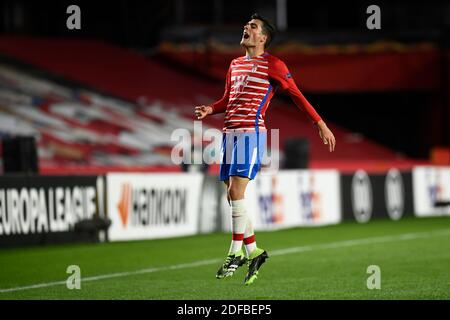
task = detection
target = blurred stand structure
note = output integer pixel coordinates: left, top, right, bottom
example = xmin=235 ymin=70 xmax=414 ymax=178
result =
xmin=2 ymin=135 xmax=38 ymax=174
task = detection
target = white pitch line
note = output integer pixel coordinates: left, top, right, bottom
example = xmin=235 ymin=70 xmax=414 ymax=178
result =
xmin=1 ymin=228 xmax=450 ymax=294
xmin=0 ymin=258 xmax=221 ymax=294
xmin=270 ymin=228 xmax=450 ymax=256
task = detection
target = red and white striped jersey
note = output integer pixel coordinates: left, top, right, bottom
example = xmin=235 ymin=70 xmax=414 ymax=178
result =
xmin=209 ymin=53 xmax=322 ymax=132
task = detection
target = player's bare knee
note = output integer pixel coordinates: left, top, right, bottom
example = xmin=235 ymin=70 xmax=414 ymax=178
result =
xmin=226 ymin=192 xmax=231 ymax=205
xmin=227 ymin=185 xmax=234 ymax=200
xmin=228 ymin=185 xmax=244 ymax=201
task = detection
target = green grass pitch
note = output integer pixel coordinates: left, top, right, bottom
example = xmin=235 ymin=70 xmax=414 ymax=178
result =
xmin=1 ymin=216 xmax=450 ymax=299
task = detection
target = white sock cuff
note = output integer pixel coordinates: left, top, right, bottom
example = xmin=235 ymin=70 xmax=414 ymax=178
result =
xmin=244 ymin=219 xmax=254 ymax=238
xmin=231 ymin=199 xmax=246 ymax=214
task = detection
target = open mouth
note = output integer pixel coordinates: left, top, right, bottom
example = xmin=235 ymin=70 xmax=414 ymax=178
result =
xmin=243 ymin=33 xmax=250 ymax=39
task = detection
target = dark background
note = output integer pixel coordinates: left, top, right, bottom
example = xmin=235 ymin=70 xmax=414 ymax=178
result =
xmin=2 ymin=1 xmax=448 ymax=46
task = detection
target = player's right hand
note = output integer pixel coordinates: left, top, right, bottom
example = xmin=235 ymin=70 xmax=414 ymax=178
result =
xmin=194 ymin=105 xmax=212 ymax=120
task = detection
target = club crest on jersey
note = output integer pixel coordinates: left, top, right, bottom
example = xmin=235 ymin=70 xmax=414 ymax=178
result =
xmin=286 ymin=73 xmax=292 ymax=79
xmin=251 ymin=63 xmax=258 ymax=72
xmin=235 ymin=75 xmax=248 ymax=94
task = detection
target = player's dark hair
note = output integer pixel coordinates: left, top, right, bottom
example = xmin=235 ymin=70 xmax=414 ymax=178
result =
xmin=250 ymin=13 xmax=276 ymax=49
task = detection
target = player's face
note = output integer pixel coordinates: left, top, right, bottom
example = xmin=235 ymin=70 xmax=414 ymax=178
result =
xmin=240 ymin=19 xmax=267 ymax=49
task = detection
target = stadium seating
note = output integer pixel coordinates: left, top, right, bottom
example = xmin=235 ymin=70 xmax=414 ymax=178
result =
xmin=158 ymin=40 xmax=441 ymax=92
xmin=0 ymin=63 xmax=193 ymax=173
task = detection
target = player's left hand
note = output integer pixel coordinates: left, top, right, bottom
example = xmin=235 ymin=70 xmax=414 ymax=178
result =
xmin=316 ymin=120 xmax=336 ymax=152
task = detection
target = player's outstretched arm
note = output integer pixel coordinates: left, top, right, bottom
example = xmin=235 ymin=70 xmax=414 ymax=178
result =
xmin=269 ymin=58 xmax=336 ymax=152
xmin=195 ymin=61 xmax=232 ymax=119
xmin=194 ymin=105 xmax=213 ymax=120
xmin=316 ymin=120 xmax=336 ymax=152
